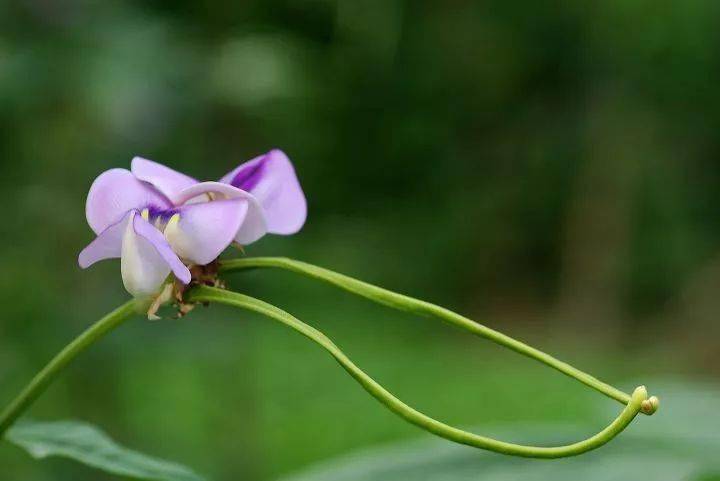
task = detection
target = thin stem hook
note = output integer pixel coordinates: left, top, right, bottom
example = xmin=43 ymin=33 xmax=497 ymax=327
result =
xmin=220 ymin=257 xmax=659 ymax=416
xmin=187 ymin=285 xmax=649 ymax=458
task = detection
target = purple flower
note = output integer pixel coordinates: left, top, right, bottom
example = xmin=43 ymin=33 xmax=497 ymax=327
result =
xmin=78 ymin=149 xmax=306 ymax=298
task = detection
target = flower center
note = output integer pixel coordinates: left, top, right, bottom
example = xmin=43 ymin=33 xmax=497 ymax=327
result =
xmin=141 ymin=207 xmax=180 ymax=233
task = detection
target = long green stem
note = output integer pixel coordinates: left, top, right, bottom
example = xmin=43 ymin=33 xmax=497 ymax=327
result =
xmin=0 ymin=300 xmax=139 ymax=436
xmin=220 ymin=257 xmax=658 ymax=415
xmin=187 ymin=285 xmax=648 ymax=458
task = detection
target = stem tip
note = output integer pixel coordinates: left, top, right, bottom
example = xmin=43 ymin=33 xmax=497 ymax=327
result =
xmin=640 ymin=395 xmax=660 ymax=415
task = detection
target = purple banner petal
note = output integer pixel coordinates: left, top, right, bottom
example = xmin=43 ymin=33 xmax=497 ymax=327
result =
xmin=219 ymin=149 xmax=306 ymax=235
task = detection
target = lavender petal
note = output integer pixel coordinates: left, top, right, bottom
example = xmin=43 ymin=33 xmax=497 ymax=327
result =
xmin=78 ymin=210 xmax=133 ymax=268
xmin=219 ymin=149 xmax=307 ymax=235
xmin=165 ymin=199 xmax=249 ymax=265
xmin=131 ymin=157 xmax=198 ymax=205
xmin=176 ymin=182 xmax=267 ymax=245
xmin=86 ymin=168 xmax=170 ymax=235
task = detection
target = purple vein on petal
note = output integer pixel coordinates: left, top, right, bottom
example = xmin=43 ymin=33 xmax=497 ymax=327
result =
xmin=230 ymin=155 xmax=268 ymax=191
xmin=146 ymin=205 xmax=179 ymax=220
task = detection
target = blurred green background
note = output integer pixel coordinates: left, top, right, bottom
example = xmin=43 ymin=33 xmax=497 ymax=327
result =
xmin=0 ymin=1 xmax=718 ymax=479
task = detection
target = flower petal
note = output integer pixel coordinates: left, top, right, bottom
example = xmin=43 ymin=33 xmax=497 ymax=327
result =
xmin=164 ymin=199 xmax=249 ymax=265
xmin=86 ymin=168 xmax=171 ymax=234
xmin=220 ymin=149 xmax=307 ymax=235
xmin=121 ymin=212 xmax=191 ymax=297
xmin=78 ymin=210 xmax=133 ymax=268
xmin=132 ymin=214 xmax=192 ymax=284
xmin=176 ymin=182 xmax=267 ymax=245
xmin=131 ymin=156 xmax=198 ymax=205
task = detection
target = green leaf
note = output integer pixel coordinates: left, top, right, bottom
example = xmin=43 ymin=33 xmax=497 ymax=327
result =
xmin=5 ymin=419 xmax=206 ymax=481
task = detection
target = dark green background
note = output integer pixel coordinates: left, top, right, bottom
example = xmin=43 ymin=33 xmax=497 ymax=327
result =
xmin=0 ymin=1 xmax=717 ymax=479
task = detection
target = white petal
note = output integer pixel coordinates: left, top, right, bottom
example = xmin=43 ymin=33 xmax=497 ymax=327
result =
xmin=121 ymin=212 xmax=172 ymax=297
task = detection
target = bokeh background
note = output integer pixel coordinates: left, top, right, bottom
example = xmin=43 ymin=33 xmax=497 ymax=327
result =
xmin=1 ymin=1 xmax=719 ymax=480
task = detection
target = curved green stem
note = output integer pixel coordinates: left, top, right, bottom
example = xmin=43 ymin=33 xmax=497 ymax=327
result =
xmin=0 ymin=300 xmax=139 ymax=437
xmin=187 ymin=285 xmax=648 ymax=458
xmin=220 ymin=257 xmax=658 ymax=415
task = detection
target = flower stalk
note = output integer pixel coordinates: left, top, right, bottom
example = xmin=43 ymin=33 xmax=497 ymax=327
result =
xmin=0 ymin=256 xmax=658 ymax=458
xmin=219 ymin=257 xmax=659 ymax=415
xmin=186 ymin=285 xmax=650 ymax=458
xmin=0 ymin=300 xmax=139 ymax=437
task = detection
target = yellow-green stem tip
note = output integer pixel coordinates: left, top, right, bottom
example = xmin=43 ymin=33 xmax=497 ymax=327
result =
xmin=641 ymin=395 xmax=660 ymax=415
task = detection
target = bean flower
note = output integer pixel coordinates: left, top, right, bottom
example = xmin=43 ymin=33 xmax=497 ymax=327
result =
xmin=78 ymin=149 xmax=306 ymax=298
